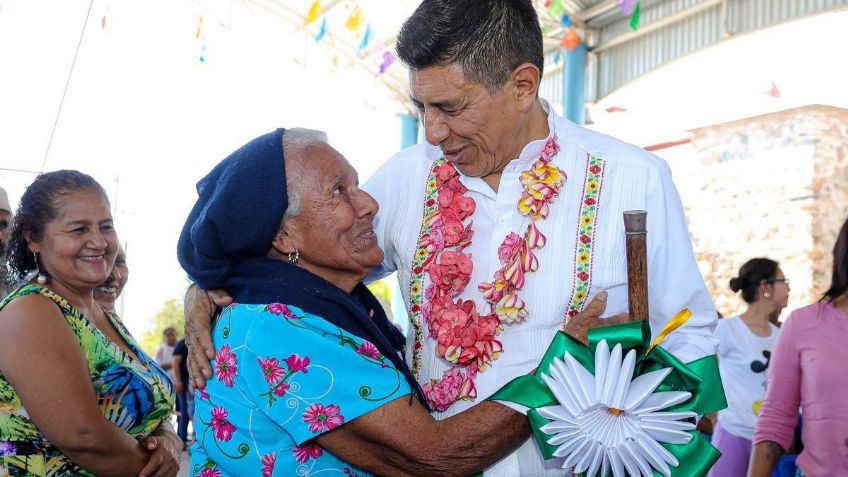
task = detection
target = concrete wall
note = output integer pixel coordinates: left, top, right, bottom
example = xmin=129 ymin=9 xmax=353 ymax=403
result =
xmin=681 ymin=105 xmax=848 ymax=319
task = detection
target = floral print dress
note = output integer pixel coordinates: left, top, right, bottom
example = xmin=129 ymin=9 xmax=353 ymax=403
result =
xmin=191 ymin=303 xmax=412 ymax=477
xmin=0 ymin=285 xmax=175 ymax=477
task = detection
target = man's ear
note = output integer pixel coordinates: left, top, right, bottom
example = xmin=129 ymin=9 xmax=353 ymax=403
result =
xmin=510 ymin=62 xmax=541 ymax=111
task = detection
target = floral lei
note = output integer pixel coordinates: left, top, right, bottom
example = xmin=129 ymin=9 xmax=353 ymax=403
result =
xmin=413 ymin=135 xmax=565 ymax=411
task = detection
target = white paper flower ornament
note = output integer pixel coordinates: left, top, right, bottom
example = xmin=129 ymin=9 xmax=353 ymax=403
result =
xmin=536 ymin=339 xmax=697 ymax=477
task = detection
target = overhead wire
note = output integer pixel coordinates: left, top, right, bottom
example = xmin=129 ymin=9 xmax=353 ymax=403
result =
xmin=41 ymin=0 xmax=95 ymax=172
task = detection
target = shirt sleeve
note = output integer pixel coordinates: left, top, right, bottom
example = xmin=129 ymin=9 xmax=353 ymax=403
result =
xmin=242 ymin=310 xmax=412 ymax=446
xmin=363 ymin=155 xmax=401 ymax=282
xmin=714 ymin=319 xmax=728 ymax=357
xmin=753 ymin=312 xmax=801 ymax=451
xmin=645 ymin=161 xmax=719 ymax=363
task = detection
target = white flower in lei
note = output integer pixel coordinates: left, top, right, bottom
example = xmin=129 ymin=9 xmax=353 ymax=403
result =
xmin=536 ymin=340 xmax=697 ymax=477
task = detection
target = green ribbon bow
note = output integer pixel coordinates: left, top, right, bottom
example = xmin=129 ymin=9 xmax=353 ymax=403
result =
xmin=488 ymin=320 xmax=727 ymax=477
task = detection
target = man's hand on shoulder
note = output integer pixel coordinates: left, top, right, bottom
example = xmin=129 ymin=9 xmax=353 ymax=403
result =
xmin=562 ymin=291 xmax=632 ymax=345
xmin=183 ymin=284 xmax=232 ymax=389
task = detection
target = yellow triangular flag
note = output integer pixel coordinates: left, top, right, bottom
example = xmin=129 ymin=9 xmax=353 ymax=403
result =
xmin=345 ymin=4 xmax=365 ymax=31
xmin=304 ymin=0 xmax=322 ymax=25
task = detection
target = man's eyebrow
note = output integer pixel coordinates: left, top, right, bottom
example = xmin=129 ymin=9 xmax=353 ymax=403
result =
xmin=409 ymin=96 xmax=459 ymax=110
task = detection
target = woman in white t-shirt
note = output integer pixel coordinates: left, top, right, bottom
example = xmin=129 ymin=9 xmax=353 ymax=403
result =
xmin=708 ymin=258 xmax=790 ymax=477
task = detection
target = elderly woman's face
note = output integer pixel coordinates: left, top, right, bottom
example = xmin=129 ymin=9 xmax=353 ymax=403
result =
xmin=280 ymin=143 xmax=383 ymax=288
xmin=29 ymin=189 xmax=118 ymax=290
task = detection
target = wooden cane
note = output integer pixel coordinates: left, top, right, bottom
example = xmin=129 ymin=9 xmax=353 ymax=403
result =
xmin=623 ymin=210 xmax=649 ymax=322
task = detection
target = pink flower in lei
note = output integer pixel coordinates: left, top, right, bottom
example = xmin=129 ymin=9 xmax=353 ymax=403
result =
xmin=293 ymin=443 xmax=324 ymax=463
xmin=420 ymin=138 xmax=565 ymax=411
xmin=498 ymin=233 xmax=523 ymax=264
xmin=423 ymin=367 xmax=477 ymax=412
xmin=211 ymin=406 xmax=236 ymax=441
xmin=214 ymin=345 xmax=238 ymax=387
xmin=302 ymin=403 xmax=345 ymax=433
xmin=261 ymin=452 xmax=276 ymax=477
xmin=198 ymin=469 xmax=221 ymax=477
xmin=427 ymin=250 xmax=473 ymax=297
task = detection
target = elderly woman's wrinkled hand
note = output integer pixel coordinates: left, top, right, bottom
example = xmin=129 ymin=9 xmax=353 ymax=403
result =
xmin=138 ymin=430 xmax=181 ymax=477
xmin=183 ymin=284 xmax=230 ymax=389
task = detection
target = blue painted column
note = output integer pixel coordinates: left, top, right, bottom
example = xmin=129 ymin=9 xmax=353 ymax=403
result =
xmin=400 ymin=113 xmax=420 ymax=149
xmin=563 ymin=44 xmax=587 ymax=125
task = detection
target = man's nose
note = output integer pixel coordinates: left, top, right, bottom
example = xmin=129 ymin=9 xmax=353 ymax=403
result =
xmin=423 ymin=109 xmax=449 ymax=146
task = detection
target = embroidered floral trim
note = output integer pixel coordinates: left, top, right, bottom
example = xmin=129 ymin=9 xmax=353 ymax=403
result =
xmin=408 ymin=136 xmax=566 ymax=412
xmin=407 ymin=162 xmax=446 ymax=376
xmin=565 ymin=153 xmax=606 ymax=320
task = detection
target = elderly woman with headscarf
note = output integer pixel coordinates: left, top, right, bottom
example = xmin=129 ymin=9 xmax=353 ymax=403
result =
xmin=177 ymin=128 xmax=541 ymax=476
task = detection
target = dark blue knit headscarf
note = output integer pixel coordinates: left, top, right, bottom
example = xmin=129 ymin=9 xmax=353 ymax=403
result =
xmin=177 ymin=129 xmax=426 ymax=408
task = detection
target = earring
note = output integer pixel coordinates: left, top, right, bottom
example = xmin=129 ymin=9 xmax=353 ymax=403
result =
xmin=287 ymin=249 xmax=299 ymax=264
xmin=34 ymin=252 xmax=48 ymax=284
xmin=764 ymin=292 xmax=771 ymax=299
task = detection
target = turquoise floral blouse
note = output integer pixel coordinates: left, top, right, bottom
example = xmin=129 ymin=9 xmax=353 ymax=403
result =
xmin=191 ymin=303 xmax=412 ymax=477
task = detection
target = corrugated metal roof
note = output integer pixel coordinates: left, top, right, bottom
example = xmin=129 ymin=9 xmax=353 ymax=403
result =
xmin=542 ymin=0 xmax=848 ymax=102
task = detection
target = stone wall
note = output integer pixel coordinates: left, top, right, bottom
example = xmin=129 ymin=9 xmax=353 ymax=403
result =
xmin=811 ymin=108 xmax=848 ymax=295
xmin=684 ymin=105 xmax=848 ymax=319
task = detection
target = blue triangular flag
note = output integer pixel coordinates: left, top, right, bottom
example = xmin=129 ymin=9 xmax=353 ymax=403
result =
xmin=357 ymin=23 xmax=374 ymax=54
xmin=315 ymin=17 xmax=327 ymax=42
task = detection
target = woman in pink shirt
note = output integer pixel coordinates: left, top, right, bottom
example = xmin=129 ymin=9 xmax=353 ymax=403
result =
xmin=749 ymin=217 xmax=848 ymax=477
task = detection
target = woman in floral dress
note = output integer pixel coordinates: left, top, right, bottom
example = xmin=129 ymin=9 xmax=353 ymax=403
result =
xmin=0 ymin=171 xmax=178 ymax=476
xmin=177 ymin=128 xmax=585 ymax=476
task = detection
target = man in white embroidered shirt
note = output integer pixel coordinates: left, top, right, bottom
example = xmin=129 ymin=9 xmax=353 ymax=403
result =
xmin=183 ymin=1 xmax=718 ymax=475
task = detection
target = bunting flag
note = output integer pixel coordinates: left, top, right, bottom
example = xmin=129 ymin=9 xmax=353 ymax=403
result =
xmin=304 ymin=0 xmax=322 ymax=26
xmin=553 ymin=50 xmax=562 ymax=65
xmin=357 ymin=23 xmax=374 ymax=54
xmin=765 ymin=81 xmax=780 ymax=98
xmin=315 ymin=17 xmax=327 ymax=42
xmin=561 ymin=27 xmax=581 ymax=52
xmin=617 ymin=0 xmax=637 ymax=15
xmin=549 ymin=0 xmax=565 ymax=19
xmin=379 ymin=50 xmax=395 ymax=74
xmin=630 ymin=1 xmax=641 ymax=31
xmin=195 ymin=16 xmax=204 ymax=39
xmin=101 ymin=2 xmax=109 ymax=30
xmin=561 ymin=14 xmax=571 ymax=27
xmin=345 ymin=4 xmax=365 ymax=31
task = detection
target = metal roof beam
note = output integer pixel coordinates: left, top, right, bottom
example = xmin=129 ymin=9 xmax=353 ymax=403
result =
xmin=593 ymin=0 xmax=723 ymax=53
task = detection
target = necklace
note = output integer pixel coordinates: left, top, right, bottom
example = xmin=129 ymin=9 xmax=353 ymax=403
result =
xmin=408 ymin=136 xmax=565 ymax=411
